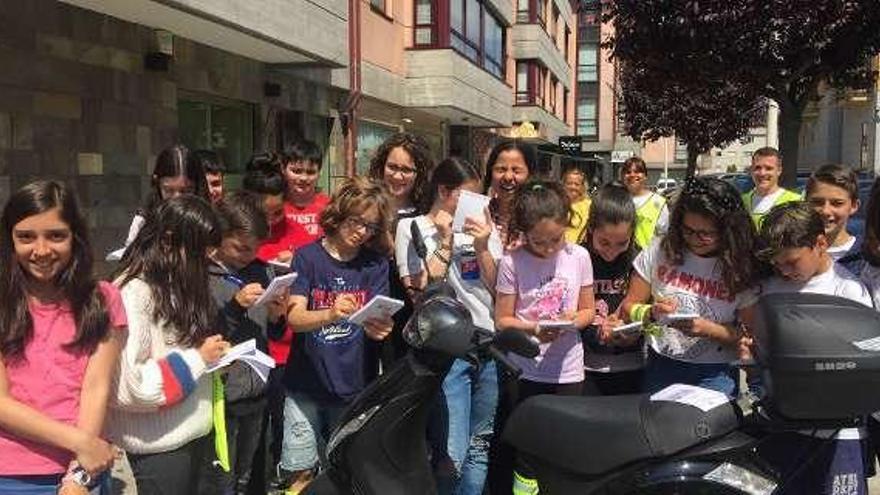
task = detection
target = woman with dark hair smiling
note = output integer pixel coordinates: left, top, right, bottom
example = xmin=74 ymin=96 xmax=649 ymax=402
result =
xmin=482 ymin=140 xmax=536 ymax=248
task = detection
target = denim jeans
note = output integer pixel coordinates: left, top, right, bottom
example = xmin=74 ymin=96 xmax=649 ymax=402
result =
xmin=433 ymin=358 xmax=499 ymax=495
xmin=643 ymin=350 xmax=737 ymax=398
xmin=279 ymin=392 xmax=346 ymax=472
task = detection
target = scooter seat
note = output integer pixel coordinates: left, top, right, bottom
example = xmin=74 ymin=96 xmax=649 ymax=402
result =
xmin=503 ymin=391 xmax=740 ymax=476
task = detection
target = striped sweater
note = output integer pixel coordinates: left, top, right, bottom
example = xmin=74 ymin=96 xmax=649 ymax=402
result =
xmin=105 ymin=277 xmax=213 ymax=455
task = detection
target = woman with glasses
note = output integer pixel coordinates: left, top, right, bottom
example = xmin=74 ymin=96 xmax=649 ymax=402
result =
xmin=368 ymin=133 xmax=435 ymax=366
xmin=368 ymin=133 xmax=434 ymax=218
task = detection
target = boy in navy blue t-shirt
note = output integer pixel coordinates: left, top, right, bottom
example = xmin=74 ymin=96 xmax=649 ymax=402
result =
xmin=277 ymin=177 xmax=394 ymax=492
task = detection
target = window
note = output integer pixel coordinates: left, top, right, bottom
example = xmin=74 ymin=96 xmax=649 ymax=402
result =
xmin=370 ymin=0 xmax=386 ymax=13
xmin=416 ymin=0 xmax=506 ymax=78
xmin=516 ymin=62 xmax=529 ymax=104
xmin=549 ymin=76 xmax=557 ymax=113
xmin=415 ymin=0 xmax=434 ymax=45
xmin=563 ymin=27 xmax=570 ymax=59
xmin=484 ymin=14 xmax=504 ymax=77
xmin=536 ymin=66 xmax=546 ymax=106
xmin=563 ymin=88 xmax=569 ymax=123
xmin=577 ymin=98 xmax=597 ymax=138
xmin=179 ymin=94 xmax=254 ymax=173
xmin=445 ymin=0 xmax=506 ymax=76
xmin=551 ymin=6 xmax=560 ymax=42
xmin=516 ymin=0 xmax=530 ymax=23
xmin=578 ymin=43 xmax=598 ymax=82
xmin=357 ymin=120 xmax=397 ymax=174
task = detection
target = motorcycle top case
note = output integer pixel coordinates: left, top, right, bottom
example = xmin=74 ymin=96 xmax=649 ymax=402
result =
xmin=753 ymin=293 xmax=880 ymax=420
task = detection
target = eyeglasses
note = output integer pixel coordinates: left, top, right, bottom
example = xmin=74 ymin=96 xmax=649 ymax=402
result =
xmin=385 ymin=162 xmax=417 ymax=177
xmin=681 ymin=225 xmax=720 ymax=241
xmin=344 ymin=216 xmax=383 ymax=235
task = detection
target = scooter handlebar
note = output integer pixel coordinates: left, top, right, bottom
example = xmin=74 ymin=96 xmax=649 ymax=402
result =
xmin=487 ymin=345 xmax=522 ymax=378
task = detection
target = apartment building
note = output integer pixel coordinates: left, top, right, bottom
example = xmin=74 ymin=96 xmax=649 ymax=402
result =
xmin=358 ymin=0 xmax=577 ymax=173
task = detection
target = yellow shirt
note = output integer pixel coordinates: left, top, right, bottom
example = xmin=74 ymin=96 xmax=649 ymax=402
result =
xmin=566 ymin=197 xmax=591 ymax=244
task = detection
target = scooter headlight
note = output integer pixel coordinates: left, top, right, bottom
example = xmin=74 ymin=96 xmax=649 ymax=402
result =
xmin=703 ymin=462 xmax=777 ymax=495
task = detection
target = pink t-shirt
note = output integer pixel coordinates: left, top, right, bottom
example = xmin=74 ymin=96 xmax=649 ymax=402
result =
xmin=496 ymin=243 xmax=593 ymax=384
xmin=0 ymin=281 xmax=127 ymax=475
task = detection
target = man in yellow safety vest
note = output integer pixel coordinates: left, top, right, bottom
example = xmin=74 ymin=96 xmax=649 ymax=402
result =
xmin=741 ymin=147 xmax=801 ymax=227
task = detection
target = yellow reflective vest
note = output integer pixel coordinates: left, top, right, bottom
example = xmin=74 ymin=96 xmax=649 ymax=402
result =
xmin=566 ymin=197 xmax=591 ymax=244
xmin=634 ymin=193 xmax=666 ymax=249
xmin=742 ymin=188 xmax=802 ymax=228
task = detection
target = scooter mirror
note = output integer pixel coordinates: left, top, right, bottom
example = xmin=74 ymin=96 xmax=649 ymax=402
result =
xmin=493 ymin=330 xmax=539 ymax=359
xmin=403 ymin=292 xmax=476 ymax=358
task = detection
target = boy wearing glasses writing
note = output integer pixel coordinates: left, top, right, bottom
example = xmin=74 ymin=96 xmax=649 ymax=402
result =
xmin=279 ymin=177 xmax=395 ymax=492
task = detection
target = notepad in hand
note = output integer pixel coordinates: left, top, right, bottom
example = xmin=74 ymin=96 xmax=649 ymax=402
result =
xmin=452 ymin=191 xmax=491 ymax=232
xmin=348 ymin=295 xmax=405 ymax=325
xmin=253 ymin=273 xmax=298 ymax=306
xmin=205 ymin=339 xmax=276 ymax=383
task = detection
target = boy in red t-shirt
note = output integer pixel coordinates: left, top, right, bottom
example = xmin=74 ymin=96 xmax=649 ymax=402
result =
xmin=282 ymin=141 xmax=330 ymax=241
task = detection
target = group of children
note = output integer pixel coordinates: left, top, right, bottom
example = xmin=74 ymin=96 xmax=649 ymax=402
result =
xmin=0 ymin=136 xmax=878 ymax=495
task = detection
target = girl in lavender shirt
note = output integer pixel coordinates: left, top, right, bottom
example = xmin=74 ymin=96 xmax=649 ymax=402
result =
xmin=495 ymin=180 xmax=595 ymax=492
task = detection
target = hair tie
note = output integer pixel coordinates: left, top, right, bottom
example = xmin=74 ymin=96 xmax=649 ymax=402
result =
xmin=531 ymin=183 xmax=544 ymax=191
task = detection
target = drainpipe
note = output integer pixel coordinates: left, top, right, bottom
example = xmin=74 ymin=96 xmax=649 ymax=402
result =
xmin=345 ymin=0 xmax=362 ymax=177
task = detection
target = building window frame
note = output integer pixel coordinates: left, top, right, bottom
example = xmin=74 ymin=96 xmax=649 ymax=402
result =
xmin=413 ymin=0 xmax=506 ymax=79
xmin=414 ymin=0 xmax=436 ymax=46
xmin=178 ymin=92 xmax=255 ymax=174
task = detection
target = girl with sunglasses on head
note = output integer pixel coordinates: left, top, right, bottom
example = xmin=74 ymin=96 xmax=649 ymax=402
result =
xmin=619 ymin=177 xmax=761 ymax=397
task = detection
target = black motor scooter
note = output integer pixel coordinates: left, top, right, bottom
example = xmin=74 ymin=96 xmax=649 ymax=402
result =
xmin=302 ymin=280 xmax=539 ymax=495
xmin=504 ymin=292 xmax=880 ymax=494
xmin=304 ymin=226 xmax=880 ymax=494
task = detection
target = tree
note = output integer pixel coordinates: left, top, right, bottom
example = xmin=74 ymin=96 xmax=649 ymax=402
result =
xmin=616 ymin=61 xmax=764 ymax=177
xmin=604 ymin=0 xmax=880 ymax=186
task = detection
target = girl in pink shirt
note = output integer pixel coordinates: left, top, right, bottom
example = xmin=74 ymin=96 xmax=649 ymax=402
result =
xmin=494 ymin=180 xmax=596 ymax=493
xmin=0 ymin=181 xmax=127 ymax=494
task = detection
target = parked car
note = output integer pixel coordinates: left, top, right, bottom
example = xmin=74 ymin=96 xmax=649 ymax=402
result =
xmin=655 ymin=178 xmax=677 ymax=195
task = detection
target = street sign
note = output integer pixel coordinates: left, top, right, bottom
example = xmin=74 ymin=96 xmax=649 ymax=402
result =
xmin=611 ymin=150 xmax=635 ymax=163
xmin=559 ymin=136 xmax=582 ymax=153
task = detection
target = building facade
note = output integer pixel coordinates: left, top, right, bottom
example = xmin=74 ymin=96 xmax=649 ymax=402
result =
xmin=0 ymin=0 xmax=577 ymax=264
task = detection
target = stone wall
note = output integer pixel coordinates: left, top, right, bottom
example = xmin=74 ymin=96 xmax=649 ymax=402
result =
xmin=0 ymin=0 xmax=341 ymax=273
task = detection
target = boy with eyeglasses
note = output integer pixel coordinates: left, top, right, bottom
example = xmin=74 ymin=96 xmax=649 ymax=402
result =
xmin=755 ymin=201 xmax=871 ymax=495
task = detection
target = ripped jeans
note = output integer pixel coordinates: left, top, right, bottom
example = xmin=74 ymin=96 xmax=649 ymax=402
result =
xmin=279 ymin=392 xmax=346 ymax=473
xmin=431 ymin=358 xmax=499 ymax=495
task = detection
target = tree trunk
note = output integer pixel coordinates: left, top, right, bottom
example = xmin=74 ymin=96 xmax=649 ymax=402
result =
xmin=685 ymin=143 xmax=699 ymax=178
xmin=777 ymin=101 xmax=803 ymax=189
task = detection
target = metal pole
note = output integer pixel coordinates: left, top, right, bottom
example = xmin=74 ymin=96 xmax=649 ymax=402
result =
xmin=663 ymin=138 xmax=669 ymax=179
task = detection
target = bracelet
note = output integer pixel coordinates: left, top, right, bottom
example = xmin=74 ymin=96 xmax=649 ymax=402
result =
xmin=630 ymin=303 xmax=652 ymax=323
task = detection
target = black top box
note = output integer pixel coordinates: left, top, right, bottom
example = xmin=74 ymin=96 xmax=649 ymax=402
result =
xmin=753 ymin=293 xmax=880 ymax=420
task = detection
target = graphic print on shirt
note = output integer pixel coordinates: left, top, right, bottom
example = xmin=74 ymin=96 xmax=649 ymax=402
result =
xmin=290 ymin=211 xmax=321 ymax=237
xmin=522 ymin=277 xmax=572 ymax=321
xmin=656 ymin=263 xmax=734 ymax=302
xmin=457 ymin=241 xmax=480 ymax=281
xmin=309 ymin=277 xmax=368 ymax=345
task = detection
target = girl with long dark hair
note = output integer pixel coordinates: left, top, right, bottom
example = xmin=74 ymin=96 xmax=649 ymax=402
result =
xmin=0 ymin=181 xmax=125 ymax=494
xmin=107 ymin=195 xmax=230 ymax=495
